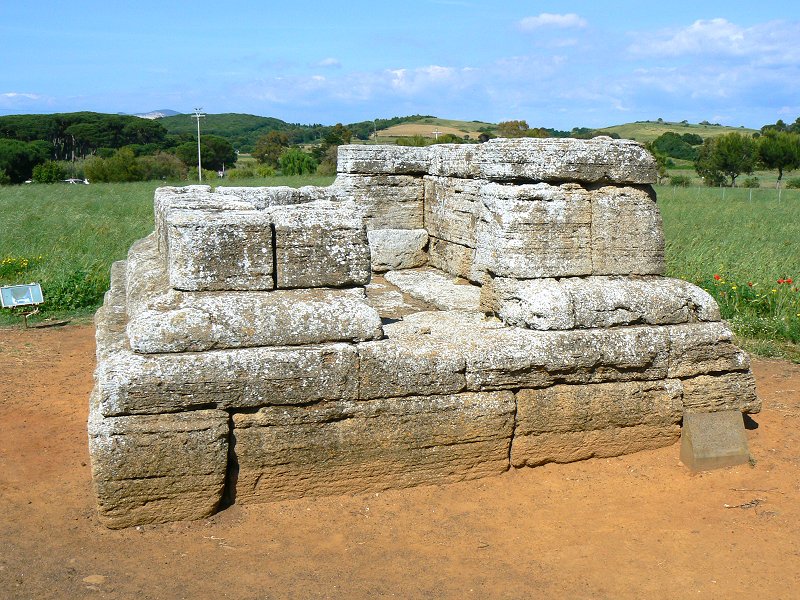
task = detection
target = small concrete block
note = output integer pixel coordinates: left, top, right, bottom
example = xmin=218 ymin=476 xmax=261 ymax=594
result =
xmin=680 ymin=410 xmax=751 ymax=472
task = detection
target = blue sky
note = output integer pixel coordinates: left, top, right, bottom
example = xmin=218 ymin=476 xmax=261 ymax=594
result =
xmin=1 ymin=1 xmax=799 ymax=129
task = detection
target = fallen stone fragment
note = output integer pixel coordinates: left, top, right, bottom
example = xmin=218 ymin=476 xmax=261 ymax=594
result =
xmin=384 ymin=267 xmax=481 ymax=311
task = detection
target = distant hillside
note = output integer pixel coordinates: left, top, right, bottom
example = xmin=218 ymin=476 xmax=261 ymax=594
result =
xmin=599 ymin=120 xmax=757 ymax=143
xmin=378 ymin=117 xmax=495 ymax=141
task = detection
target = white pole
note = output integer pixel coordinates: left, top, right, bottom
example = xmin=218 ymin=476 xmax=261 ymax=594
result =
xmin=193 ymin=107 xmax=206 ymax=182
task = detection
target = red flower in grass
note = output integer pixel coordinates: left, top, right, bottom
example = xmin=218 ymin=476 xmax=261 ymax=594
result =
xmin=713 ymin=274 xmax=721 ymax=281
xmin=747 ymin=282 xmax=754 ymax=287
xmin=787 ymin=278 xmax=794 ymax=284
xmin=778 ymin=278 xmax=785 ymax=284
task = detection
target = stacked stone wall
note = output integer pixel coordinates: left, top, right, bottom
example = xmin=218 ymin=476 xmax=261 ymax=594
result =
xmin=89 ymin=138 xmax=759 ymax=528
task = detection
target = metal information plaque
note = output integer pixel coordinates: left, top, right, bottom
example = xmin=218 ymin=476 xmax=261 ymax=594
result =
xmin=0 ymin=283 xmax=44 ymax=308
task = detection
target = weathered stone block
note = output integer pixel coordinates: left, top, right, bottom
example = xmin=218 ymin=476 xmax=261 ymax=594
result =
xmin=337 ymin=144 xmax=430 ymax=175
xmin=214 ymin=185 xmax=323 ymax=208
xmin=427 ymin=237 xmax=484 ymax=283
xmin=232 ymin=391 xmax=514 ymax=503
xmin=591 ymin=186 xmax=665 ymax=275
xmin=423 ymin=176 xmax=482 ymax=247
xmin=680 ymin=410 xmax=751 ymax=472
xmin=681 ymin=371 xmax=761 ymax=414
xmin=428 ymin=137 xmax=658 ymax=184
xmin=88 ymin=396 xmax=229 ymax=528
xmin=384 ymin=267 xmax=481 ymax=311
xmin=368 ymin=228 xmax=428 ymax=272
xmin=268 ymin=200 xmax=371 ymax=288
xmin=95 ymin=341 xmax=359 ymax=416
xmin=667 ymin=322 xmax=750 ymax=378
xmin=125 ymin=237 xmax=382 ymax=353
xmin=512 ymin=380 xmax=683 ymax=467
xmin=480 ymin=277 xmax=575 ymax=330
xmin=332 ymin=174 xmax=425 ymax=229
xmin=357 ymin=336 xmax=467 ymax=400
xmin=474 ymin=182 xmax=592 ymax=278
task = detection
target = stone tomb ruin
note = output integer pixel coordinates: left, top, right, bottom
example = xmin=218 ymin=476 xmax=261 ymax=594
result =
xmin=89 ymin=138 xmax=759 ymax=528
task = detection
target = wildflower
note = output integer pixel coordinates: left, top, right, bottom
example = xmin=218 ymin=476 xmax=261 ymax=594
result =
xmin=772 ymin=289 xmax=778 ymax=293
xmin=747 ymin=282 xmax=753 ymax=287
xmin=787 ymin=278 xmax=794 ymax=284
xmin=778 ymin=278 xmax=785 ymax=284
xmin=731 ymin=285 xmax=737 ymax=290
xmin=713 ymin=274 xmax=721 ymax=281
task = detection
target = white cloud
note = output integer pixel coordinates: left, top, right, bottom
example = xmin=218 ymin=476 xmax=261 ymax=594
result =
xmin=2 ymin=92 xmax=41 ymax=100
xmin=315 ymin=57 xmax=341 ymax=68
xmin=518 ymin=13 xmax=587 ymax=32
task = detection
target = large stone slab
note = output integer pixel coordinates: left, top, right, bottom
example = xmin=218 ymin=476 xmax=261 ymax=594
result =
xmin=331 ymin=174 xmax=425 ymax=229
xmin=423 ymin=176 xmax=482 ymax=247
xmin=232 ymin=391 xmax=515 ymax=503
xmin=681 ymin=371 xmax=760 ymax=414
xmin=268 ymin=200 xmax=371 ymax=288
xmin=368 ymin=228 xmax=428 ymax=272
xmin=125 ymin=229 xmax=382 ymax=353
xmin=336 ymin=145 xmax=430 ymax=175
xmin=591 ymin=186 xmax=665 ymax=275
xmin=473 ymin=182 xmax=593 ymax=279
xmin=667 ymin=322 xmax=750 ymax=378
xmin=428 ymin=137 xmax=658 ymax=184
xmin=481 ymin=276 xmax=721 ymax=330
xmin=384 ymin=267 xmax=481 ymax=311
xmin=512 ymin=380 xmax=683 ymax=467
xmin=215 ymin=184 xmax=327 ymax=208
xmin=88 ymin=396 xmax=229 ymax=528
xmin=427 ymin=237 xmax=484 ymax=283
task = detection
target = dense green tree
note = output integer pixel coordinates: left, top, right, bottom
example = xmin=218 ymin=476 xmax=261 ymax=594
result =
xmin=681 ymin=133 xmax=704 ymax=146
xmin=278 ymin=148 xmax=317 ymax=175
xmin=694 ymin=132 xmax=758 ymax=187
xmin=758 ymin=131 xmax=800 ymax=184
xmin=651 ymin=132 xmax=698 ymax=160
xmin=175 ymin=135 xmax=237 ymax=172
xmin=496 ymin=120 xmax=550 ymax=139
xmin=31 ymin=161 xmax=67 ymax=183
xmin=253 ymin=131 xmax=289 ymax=167
xmin=0 ymin=138 xmax=50 ymax=183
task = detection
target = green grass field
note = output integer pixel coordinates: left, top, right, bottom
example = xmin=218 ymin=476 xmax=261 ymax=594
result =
xmin=1 ymin=180 xmax=798 ymax=360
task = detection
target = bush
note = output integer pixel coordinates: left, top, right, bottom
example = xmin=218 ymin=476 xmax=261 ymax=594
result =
xmin=741 ymin=177 xmax=760 ymax=188
xmin=785 ymin=177 xmax=800 ymax=189
xmin=32 ymin=161 xmax=67 ymax=183
xmin=278 ymin=148 xmax=317 ymax=176
xmin=0 ymin=169 xmax=12 ymax=185
xmin=669 ymin=175 xmax=692 ymax=187
xmin=138 ymin=152 xmax=187 ymax=181
xmin=226 ymin=167 xmax=255 ymax=179
xmin=255 ymin=164 xmax=276 ymax=177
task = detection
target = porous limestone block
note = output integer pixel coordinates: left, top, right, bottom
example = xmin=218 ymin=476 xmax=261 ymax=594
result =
xmin=95 ymin=260 xmax=129 ymax=360
xmin=368 ymin=228 xmax=428 ymax=272
xmin=357 ymin=335 xmax=468 ymax=400
xmin=331 ymin=174 xmax=425 ymax=230
xmin=88 ymin=396 xmax=229 ymax=528
xmin=474 ymin=182 xmax=592 ymax=279
xmin=428 ymin=137 xmax=658 ymax=184
xmin=591 ymin=186 xmax=665 ymax=275
xmin=124 ymin=236 xmax=382 ymax=353
xmin=232 ymin=391 xmax=515 ymax=503
xmin=480 ymin=276 xmax=721 ymax=331
xmin=566 ymin=277 xmax=719 ymax=327
xmin=162 ymin=209 xmax=274 ymax=291
xmin=479 ymin=277 xmax=575 ymax=330
xmin=511 ymin=380 xmax=683 ymax=467
xmin=681 ymin=371 xmax=761 ymax=414
xmin=667 ymin=322 xmax=751 ymax=378
xmin=94 ymin=340 xmax=359 ymax=416
xmin=336 ymin=144 xmax=430 ymax=175
xmin=268 ymin=200 xmax=371 ymax=288
xmin=214 ymin=185 xmax=325 ymax=208
xmin=427 ymin=237 xmax=483 ymax=284
xmin=423 ymin=176 xmax=482 ymax=248
xmin=463 ymin=326 xmax=671 ymax=391
xmin=383 ymin=267 xmax=481 ymax=311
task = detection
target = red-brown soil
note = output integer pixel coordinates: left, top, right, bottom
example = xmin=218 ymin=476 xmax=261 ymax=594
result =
xmin=1 ymin=324 xmax=798 ymax=599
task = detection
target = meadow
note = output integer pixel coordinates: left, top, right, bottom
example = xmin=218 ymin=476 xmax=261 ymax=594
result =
xmin=1 ymin=179 xmax=798 ymax=360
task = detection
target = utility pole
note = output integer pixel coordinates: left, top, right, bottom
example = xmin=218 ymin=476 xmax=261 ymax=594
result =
xmin=192 ymin=107 xmax=206 ymax=181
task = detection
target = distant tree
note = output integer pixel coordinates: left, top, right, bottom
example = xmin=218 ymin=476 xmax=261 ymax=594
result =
xmin=175 ymin=135 xmax=236 ymax=172
xmin=758 ymin=131 xmax=800 ymax=185
xmin=32 ymin=160 xmax=67 ymax=183
xmin=652 ymin=132 xmax=698 ymax=160
xmin=253 ymin=131 xmax=289 ymax=167
xmin=0 ymin=138 xmax=50 ymax=183
xmin=681 ymin=133 xmax=703 ymax=146
xmin=496 ymin=120 xmax=531 ymax=138
xmin=278 ymin=147 xmax=317 ymax=175
xmin=323 ymin=123 xmax=352 ymax=147
xmin=644 ymin=142 xmax=668 ymax=183
xmin=694 ymin=132 xmax=757 ymax=187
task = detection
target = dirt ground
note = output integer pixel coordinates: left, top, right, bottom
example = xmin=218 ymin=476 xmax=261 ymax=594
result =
xmin=0 ymin=324 xmax=798 ymax=600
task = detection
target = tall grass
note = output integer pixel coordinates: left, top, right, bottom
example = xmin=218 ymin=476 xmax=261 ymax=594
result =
xmin=657 ymin=184 xmax=800 ymax=360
